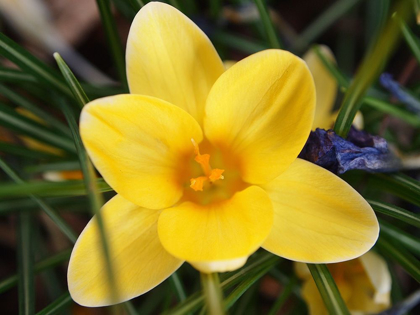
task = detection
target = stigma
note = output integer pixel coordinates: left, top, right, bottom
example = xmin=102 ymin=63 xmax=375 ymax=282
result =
xmin=190 ymin=139 xmax=224 ymax=191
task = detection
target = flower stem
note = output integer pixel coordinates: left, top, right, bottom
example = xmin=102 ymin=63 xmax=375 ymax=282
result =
xmin=200 ymin=272 xmax=226 ymax=315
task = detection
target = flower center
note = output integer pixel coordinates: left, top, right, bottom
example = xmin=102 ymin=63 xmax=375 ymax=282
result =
xmin=190 ymin=139 xmax=225 ymax=191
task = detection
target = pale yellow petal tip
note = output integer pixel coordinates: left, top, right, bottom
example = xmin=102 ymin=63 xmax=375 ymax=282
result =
xmin=190 ymin=257 xmax=248 ymax=273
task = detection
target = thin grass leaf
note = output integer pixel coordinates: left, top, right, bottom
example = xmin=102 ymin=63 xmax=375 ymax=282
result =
xmin=112 ymin=0 xmax=137 ymax=19
xmin=0 ymin=85 xmax=71 ymax=136
xmin=170 ymin=272 xmax=187 ymax=302
xmin=0 ymin=33 xmax=71 ymax=97
xmin=368 ymin=199 xmax=420 ymax=228
xmin=124 ymin=301 xmax=140 ymax=315
xmin=166 ymin=253 xmax=279 ymax=315
xmin=96 ymin=0 xmax=128 ymax=89
xmin=212 ymin=31 xmax=269 ymax=55
xmin=54 ymin=53 xmax=90 ymax=109
xmin=17 ymin=212 xmax=35 ymax=315
xmin=377 ymin=236 xmax=420 ymax=283
xmin=59 ymin=98 xmax=119 ymax=302
xmin=0 ymin=142 xmax=56 ymax=159
xmin=365 ymin=0 xmax=390 ymax=54
xmin=0 ymin=249 xmax=71 ymax=294
xmin=312 ymin=46 xmax=420 ymax=126
xmin=253 ymin=0 xmax=282 ymax=49
xmin=313 ymin=45 xmax=349 ymax=88
xmin=293 ymin=0 xmax=364 ymax=52
xmin=209 ymin=0 xmax=222 ymax=19
xmin=267 ymin=276 xmax=298 ymax=315
xmin=36 ymin=293 xmax=72 ymax=315
xmin=371 ymin=173 xmax=420 ymax=207
xmin=0 ymin=67 xmax=37 ymax=84
xmin=399 ymin=18 xmax=420 ymax=65
xmin=0 ymin=102 xmax=76 ymax=153
xmin=363 ymin=97 xmax=420 ymax=127
xmin=167 ymin=0 xmax=180 ymax=9
xmin=0 ymin=179 xmax=112 ymax=198
xmin=0 ymin=197 xmax=88 ymax=215
xmin=334 ymin=0 xmax=412 ymax=137
xmin=224 ymin=259 xmax=278 ymax=310
xmin=0 ymin=158 xmax=78 ymax=243
xmin=379 ymin=220 xmax=420 ymax=256
xmin=126 ymin=0 xmax=143 ymax=10
xmin=307 ymin=264 xmax=350 ymax=315
xmin=25 ymin=161 xmax=80 ymax=173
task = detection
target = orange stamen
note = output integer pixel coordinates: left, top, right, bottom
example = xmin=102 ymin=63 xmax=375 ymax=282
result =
xmin=190 ymin=139 xmax=224 ymax=191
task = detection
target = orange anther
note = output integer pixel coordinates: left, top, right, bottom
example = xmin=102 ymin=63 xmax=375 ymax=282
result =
xmin=209 ymin=169 xmax=225 ymax=182
xmin=190 ymin=176 xmax=208 ymax=191
xmin=190 ymin=139 xmax=224 ymax=191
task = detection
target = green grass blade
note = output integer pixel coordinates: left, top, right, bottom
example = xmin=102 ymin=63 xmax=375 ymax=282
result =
xmin=209 ymin=0 xmax=222 ymax=19
xmin=0 ymin=102 xmax=76 ymax=153
xmin=124 ymin=301 xmax=140 ymax=315
xmin=54 ymin=53 xmax=90 ymax=109
xmin=313 ymin=45 xmax=349 ymax=88
xmin=312 ymin=46 xmax=420 ymax=126
xmin=0 ymin=249 xmax=71 ymax=294
xmin=399 ymin=18 xmax=420 ymax=65
xmin=36 ymin=293 xmax=72 ymax=315
xmin=365 ymin=0 xmax=390 ymax=53
xmin=25 ymin=161 xmax=80 ymax=173
xmin=166 ymin=253 xmax=279 ymax=315
xmin=0 ymin=85 xmax=71 ymax=136
xmin=0 ymin=179 xmax=112 ymax=199
xmin=267 ymin=276 xmax=298 ymax=315
xmin=0 ymin=33 xmax=71 ymax=97
xmin=0 ymin=142 xmax=56 ymax=159
xmin=294 ymin=0 xmax=364 ymax=52
xmin=224 ymin=259 xmax=277 ymax=310
xmin=379 ymin=220 xmax=420 ymax=256
xmin=59 ymin=98 xmax=119 ymax=302
xmin=0 ymin=158 xmax=78 ymax=243
xmin=96 ymin=0 xmax=128 ymax=89
xmin=307 ymin=264 xmax=350 ymax=315
xmin=371 ymin=173 xmax=420 ymax=207
xmin=377 ymin=236 xmax=420 ymax=283
xmin=0 ymin=67 xmax=37 ymax=84
xmin=170 ymin=272 xmax=187 ymax=302
xmin=212 ymin=31 xmax=269 ymax=54
xmin=363 ymin=97 xmax=420 ymax=127
xmin=368 ymin=199 xmax=420 ymax=228
xmin=334 ymin=0 xmax=412 ymax=137
xmin=17 ymin=212 xmax=35 ymax=315
xmin=253 ymin=0 xmax=282 ymax=49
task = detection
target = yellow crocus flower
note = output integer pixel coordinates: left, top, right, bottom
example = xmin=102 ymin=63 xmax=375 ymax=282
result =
xmin=68 ymin=3 xmax=379 ymax=307
xmin=295 ymin=251 xmax=391 ymax=315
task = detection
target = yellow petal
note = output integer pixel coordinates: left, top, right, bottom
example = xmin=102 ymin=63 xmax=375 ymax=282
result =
xmin=262 ymin=158 xmax=379 ymax=263
xmin=223 ymin=60 xmax=236 ymax=70
xmin=301 ymin=279 xmax=328 ymax=315
xmin=68 ymin=195 xmax=183 ymax=307
xmin=359 ymin=252 xmax=391 ymax=306
xmin=80 ymin=94 xmax=203 ymax=209
xmin=204 ymin=49 xmax=315 ymax=184
xmin=346 ymin=275 xmax=388 ymax=314
xmin=158 ymin=186 xmax=273 ymax=269
xmin=294 ymin=262 xmax=311 ymax=280
xmin=126 ymin=2 xmax=224 ymax=125
xmin=303 ymin=45 xmax=337 ymax=130
xmin=191 ymin=257 xmax=248 ymax=273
